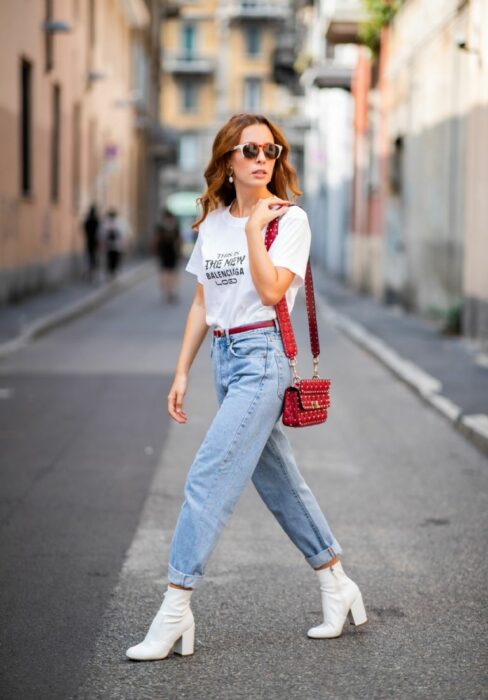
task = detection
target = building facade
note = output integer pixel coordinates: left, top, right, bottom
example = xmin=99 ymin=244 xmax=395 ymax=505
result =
xmin=461 ymin=0 xmax=488 ymax=345
xmin=0 ymin=0 xmax=158 ymax=303
xmin=349 ymin=0 xmax=488 ymax=345
xmin=299 ymin=0 xmax=367 ymax=279
xmin=159 ymin=0 xmax=307 ymax=229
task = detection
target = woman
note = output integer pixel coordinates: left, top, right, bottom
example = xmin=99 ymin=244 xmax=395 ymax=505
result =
xmin=126 ymin=113 xmax=367 ymax=661
xmin=153 ymin=206 xmax=182 ymax=303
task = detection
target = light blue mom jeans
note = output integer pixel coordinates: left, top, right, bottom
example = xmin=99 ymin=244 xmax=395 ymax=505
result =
xmin=167 ymin=325 xmax=342 ymax=589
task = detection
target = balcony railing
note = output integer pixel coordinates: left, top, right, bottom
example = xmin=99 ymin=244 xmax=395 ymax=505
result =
xmin=229 ymin=0 xmax=290 ymax=22
xmin=163 ymin=53 xmax=215 ymax=76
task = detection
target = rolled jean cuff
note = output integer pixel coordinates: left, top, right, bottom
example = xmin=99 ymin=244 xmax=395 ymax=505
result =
xmin=168 ymin=563 xmax=204 ymax=590
xmin=305 ymin=542 xmax=343 ymax=569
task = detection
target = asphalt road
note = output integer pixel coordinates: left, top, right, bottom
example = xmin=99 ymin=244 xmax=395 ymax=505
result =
xmin=0 ymin=272 xmax=486 ymax=700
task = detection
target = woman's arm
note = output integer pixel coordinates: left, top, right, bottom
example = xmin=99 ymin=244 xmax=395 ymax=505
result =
xmin=167 ymin=283 xmax=208 ymax=424
xmin=245 ymin=196 xmax=296 ymax=306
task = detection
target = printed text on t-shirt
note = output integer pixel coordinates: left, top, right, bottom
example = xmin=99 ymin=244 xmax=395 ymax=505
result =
xmin=204 ymin=250 xmax=246 ymax=286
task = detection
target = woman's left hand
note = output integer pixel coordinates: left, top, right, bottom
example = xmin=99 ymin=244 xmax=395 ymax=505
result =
xmin=245 ymin=196 xmax=292 ymax=232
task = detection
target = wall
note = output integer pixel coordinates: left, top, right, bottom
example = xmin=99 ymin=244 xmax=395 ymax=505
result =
xmin=0 ymin=0 xmax=143 ymax=302
xmin=383 ymin=0 xmax=470 ymax=313
xmin=462 ymin=0 xmax=488 ymax=345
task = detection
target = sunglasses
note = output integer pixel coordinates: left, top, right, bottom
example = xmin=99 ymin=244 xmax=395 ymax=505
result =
xmin=231 ymin=142 xmax=283 ymax=160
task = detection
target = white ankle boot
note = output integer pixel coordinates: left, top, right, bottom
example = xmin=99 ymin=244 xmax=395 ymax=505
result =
xmin=126 ymin=586 xmax=195 ymax=661
xmin=307 ymin=559 xmax=367 ymax=639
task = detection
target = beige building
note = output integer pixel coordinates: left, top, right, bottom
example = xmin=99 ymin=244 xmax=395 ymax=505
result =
xmin=0 ymin=0 xmax=155 ymax=303
xmin=159 ymin=0 xmax=305 ymax=217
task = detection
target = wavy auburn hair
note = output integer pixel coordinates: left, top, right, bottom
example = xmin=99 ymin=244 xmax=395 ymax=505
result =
xmin=192 ymin=113 xmax=302 ymax=230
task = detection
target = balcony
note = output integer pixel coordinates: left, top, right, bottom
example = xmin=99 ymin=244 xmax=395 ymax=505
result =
xmin=163 ymin=52 xmax=215 ymax=76
xmin=312 ymin=64 xmax=354 ymax=91
xmin=312 ymin=36 xmax=360 ymax=90
xmin=325 ymin=0 xmax=369 ymax=46
xmin=228 ymin=0 xmax=290 ymax=22
xmin=310 ymin=43 xmax=358 ymax=91
xmin=272 ymin=26 xmax=303 ymax=94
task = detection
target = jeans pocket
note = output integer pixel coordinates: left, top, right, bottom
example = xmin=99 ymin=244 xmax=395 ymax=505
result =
xmin=229 ymin=335 xmax=268 ymax=359
xmin=269 ymin=333 xmax=286 ymax=357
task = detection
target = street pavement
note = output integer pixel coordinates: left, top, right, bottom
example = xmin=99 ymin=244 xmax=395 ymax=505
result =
xmin=0 ymin=269 xmax=487 ymax=699
xmin=0 ymin=256 xmax=154 ymax=356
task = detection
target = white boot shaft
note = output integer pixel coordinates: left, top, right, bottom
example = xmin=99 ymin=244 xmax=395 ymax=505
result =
xmin=308 ymin=559 xmax=367 ymax=639
xmin=126 ymin=586 xmax=195 ymax=661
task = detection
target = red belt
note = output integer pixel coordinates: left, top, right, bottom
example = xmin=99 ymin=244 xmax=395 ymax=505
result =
xmin=213 ymin=319 xmax=276 ymax=337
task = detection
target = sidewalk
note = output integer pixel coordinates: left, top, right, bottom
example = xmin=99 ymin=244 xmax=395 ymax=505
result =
xmin=0 ymin=256 xmax=156 ymax=358
xmin=316 ymin=274 xmax=488 ymax=455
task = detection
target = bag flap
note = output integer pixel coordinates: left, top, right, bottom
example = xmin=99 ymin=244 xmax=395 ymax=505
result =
xmin=296 ymin=379 xmax=330 ymax=410
xmin=298 ymin=379 xmax=330 ymax=393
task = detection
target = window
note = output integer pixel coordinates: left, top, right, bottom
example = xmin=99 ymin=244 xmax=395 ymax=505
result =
xmin=181 ymin=24 xmax=196 ymax=59
xmin=132 ymin=40 xmax=149 ymax=106
xmin=245 ymin=27 xmax=261 ymax=56
xmin=180 ymin=81 xmax=198 ymax=113
xmin=88 ymin=117 xmax=97 ymax=188
xmin=243 ymin=78 xmax=261 ymax=111
xmin=179 ymin=134 xmax=199 ymax=172
xmin=389 ymin=136 xmax=404 ymax=195
xmin=20 ymin=58 xmax=33 ymax=196
xmin=89 ymin=0 xmax=96 ymax=48
xmin=51 ymin=84 xmax=61 ymax=203
xmin=72 ymin=102 xmax=81 ymax=211
xmin=45 ymin=0 xmax=54 ymax=71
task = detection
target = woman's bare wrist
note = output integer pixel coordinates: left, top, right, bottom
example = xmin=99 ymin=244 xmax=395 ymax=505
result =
xmin=245 ymin=221 xmax=262 ymax=236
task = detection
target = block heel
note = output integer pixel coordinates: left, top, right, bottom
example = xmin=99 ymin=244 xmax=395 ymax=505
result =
xmin=348 ymin=592 xmax=367 ymax=626
xmin=173 ymin=623 xmax=195 ymax=656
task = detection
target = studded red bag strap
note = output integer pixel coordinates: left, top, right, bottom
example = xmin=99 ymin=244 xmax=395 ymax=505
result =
xmin=264 ymin=212 xmax=320 ymax=366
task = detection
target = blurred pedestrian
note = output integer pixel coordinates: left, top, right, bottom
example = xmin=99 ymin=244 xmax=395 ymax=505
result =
xmin=153 ymin=206 xmax=182 ymax=303
xmin=126 ymin=113 xmax=367 ymax=663
xmin=82 ymin=204 xmax=99 ymax=282
xmin=100 ymin=208 xmax=128 ymax=280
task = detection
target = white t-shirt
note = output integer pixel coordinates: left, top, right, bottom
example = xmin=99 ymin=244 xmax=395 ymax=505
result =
xmin=185 ymin=203 xmax=311 ymax=329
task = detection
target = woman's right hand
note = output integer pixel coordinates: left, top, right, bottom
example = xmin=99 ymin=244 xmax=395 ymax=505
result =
xmin=246 ymin=196 xmax=291 ymax=232
xmin=167 ymin=373 xmax=188 ymax=423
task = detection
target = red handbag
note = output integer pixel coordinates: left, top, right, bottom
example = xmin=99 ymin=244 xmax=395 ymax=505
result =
xmin=265 ymin=215 xmax=331 ymax=427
